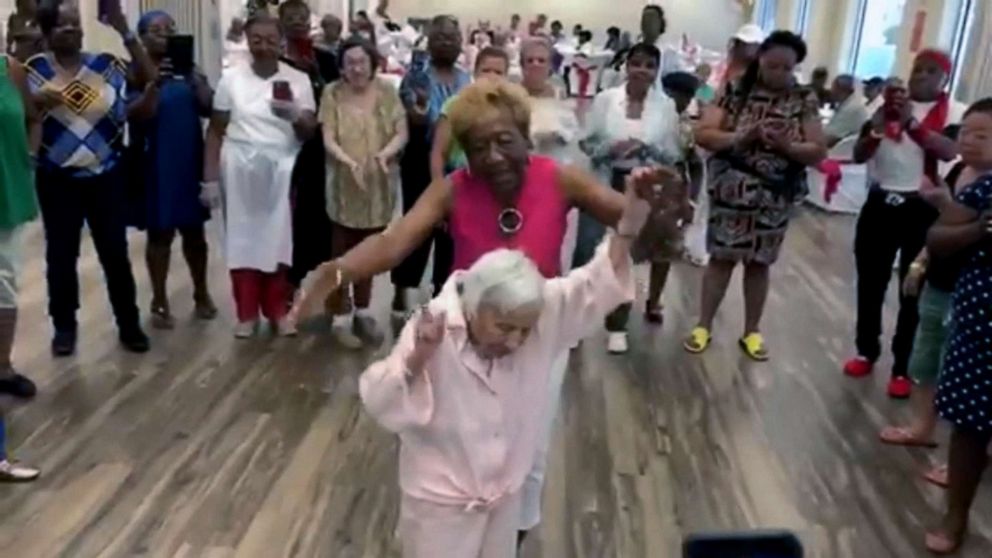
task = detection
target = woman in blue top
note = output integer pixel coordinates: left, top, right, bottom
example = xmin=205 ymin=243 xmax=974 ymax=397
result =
xmin=128 ymin=10 xmax=216 ymax=329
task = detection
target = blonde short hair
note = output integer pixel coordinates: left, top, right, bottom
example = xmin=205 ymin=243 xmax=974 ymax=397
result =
xmin=446 ymin=79 xmax=532 ymax=148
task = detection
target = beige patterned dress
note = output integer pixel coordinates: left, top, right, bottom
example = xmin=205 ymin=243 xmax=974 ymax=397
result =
xmin=319 ymin=78 xmax=405 ymax=230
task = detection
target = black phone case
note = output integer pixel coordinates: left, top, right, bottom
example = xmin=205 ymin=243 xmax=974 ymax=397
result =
xmin=683 ymin=531 xmax=803 ymax=558
xmin=167 ymin=35 xmax=195 ymax=76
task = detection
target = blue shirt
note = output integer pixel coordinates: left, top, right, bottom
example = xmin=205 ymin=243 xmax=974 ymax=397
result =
xmin=26 ymin=52 xmax=129 ymax=177
xmin=399 ymin=61 xmax=470 ymax=139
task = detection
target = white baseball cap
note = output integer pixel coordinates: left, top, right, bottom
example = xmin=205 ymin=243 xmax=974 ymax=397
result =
xmin=733 ymin=24 xmax=765 ymax=45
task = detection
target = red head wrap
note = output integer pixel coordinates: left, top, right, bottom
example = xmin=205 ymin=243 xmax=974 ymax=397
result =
xmin=915 ymin=49 xmax=953 ymax=76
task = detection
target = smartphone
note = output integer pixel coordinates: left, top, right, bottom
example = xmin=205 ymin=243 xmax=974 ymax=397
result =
xmin=272 ymin=80 xmax=293 ymax=101
xmin=683 ymin=531 xmax=803 ymax=558
xmin=98 ymin=0 xmax=118 ymax=23
xmin=166 ymin=35 xmax=195 ymax=77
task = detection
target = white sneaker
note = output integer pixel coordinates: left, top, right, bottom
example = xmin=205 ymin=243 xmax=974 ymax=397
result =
xmin=276 ymin=317 xmax=298 ymax=337
xmin=0 ymin=459 xmax=40 ymax=482
xmin=234 ymin=321 xmax=258 ymax=339
xmin=607 ymin=332 xmax=628 ymax=354
xmin=332 ymin=324 xmax=363 ymax=349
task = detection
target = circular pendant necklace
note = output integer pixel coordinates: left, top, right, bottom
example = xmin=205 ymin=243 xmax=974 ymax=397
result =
xmin=498 ymin=207 xmax=523 ymax=236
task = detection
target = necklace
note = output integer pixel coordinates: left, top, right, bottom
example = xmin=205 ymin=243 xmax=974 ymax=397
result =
xmin=498 ymin=207 xmax=523 ymax=236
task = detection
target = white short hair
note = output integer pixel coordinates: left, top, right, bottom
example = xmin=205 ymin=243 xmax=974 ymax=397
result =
xmin=460 ymin=249 xmax=545 ymax=317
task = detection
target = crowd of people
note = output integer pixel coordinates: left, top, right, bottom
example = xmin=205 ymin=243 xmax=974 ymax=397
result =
xmin=1 ymin=0 xmax=990 ymax=556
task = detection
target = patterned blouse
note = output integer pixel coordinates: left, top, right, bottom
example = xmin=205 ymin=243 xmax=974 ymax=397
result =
xmin=319 ymin=79 xmax=405 ymax=230
xmin=26 ymin=52 xmax=129 ymax=177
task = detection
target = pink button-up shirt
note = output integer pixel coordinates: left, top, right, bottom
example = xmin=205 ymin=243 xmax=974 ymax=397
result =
xmin=360 ymin=238 xmax=634 ymax=510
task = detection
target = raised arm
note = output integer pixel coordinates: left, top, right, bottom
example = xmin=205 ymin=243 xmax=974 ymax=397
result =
xmin=360 ymin=309 xmax=441 ymax=432
xmin=558 ymin=163 xmax=625 ymax=226
xmin=544 ymin=168 xmax=660 ymax=348
xmin=430 ymin=115 xmax=453 ymax=182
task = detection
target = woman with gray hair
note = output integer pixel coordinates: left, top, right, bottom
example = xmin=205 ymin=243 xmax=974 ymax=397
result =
xmin=359 ymin=171 xmax=652 ymax=557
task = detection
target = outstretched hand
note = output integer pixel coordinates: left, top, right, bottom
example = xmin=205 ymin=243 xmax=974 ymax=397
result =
xmin=289 ymin=261 xmax=346 ymax=322
xmin=618 ymin=166 xmax=682 ymax=236
xmin=406 ymin=307 xmax=446 ymax=374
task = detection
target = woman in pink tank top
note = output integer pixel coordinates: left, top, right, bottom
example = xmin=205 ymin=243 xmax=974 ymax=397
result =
xmin=291 ymin=79 xmax=678 ymax=547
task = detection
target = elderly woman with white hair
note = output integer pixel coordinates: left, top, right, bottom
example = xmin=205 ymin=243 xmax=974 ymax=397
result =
xmin=359 ymin=171 xmax=653 ymax=558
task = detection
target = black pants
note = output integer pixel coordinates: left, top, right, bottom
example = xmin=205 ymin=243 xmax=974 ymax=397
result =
xmin=854 ymin=189 xmax=937 ymax=378
xmin=391 ymin=123 xmax=453 ymax=296
xmin=573 ymin=168 xmax=630 ymax=332
xmin=36 ymin=166 xmax=140 ymax=333
xmin=289 ymin=135 xmax=333 ymax=286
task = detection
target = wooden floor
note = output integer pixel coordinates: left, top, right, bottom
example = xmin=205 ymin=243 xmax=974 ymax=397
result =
xmin=0 ymin=208 xmax=990 ymax=558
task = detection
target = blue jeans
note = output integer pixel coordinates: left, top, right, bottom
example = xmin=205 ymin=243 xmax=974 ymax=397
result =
xmin=0 ymin=417 xmax=7 ymax=460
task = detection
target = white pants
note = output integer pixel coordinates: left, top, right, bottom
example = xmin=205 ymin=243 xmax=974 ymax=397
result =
xmin=684 ymin=186 xmax=710 ymax=264
xmin=519 ymin=349 xmax=569 ymax=530
xmin=400 ymin=492 xmax=522 ymax=558
xmin=0 ymin=227 xmax=22 ymax=309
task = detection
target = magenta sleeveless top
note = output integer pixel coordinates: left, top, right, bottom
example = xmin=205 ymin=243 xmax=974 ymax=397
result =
xmin=449 ymin=155 xmax=569 ymax=279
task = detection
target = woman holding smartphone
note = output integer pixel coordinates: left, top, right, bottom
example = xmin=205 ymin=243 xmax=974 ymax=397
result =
xmin=202 ymin=13 xmax=317 ymax=338
xmin=129 ymin=10 xmax=216 ymax=329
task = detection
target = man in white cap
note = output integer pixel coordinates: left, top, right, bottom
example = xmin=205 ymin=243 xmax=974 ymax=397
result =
xmin=716 ymin=23 xmax=765 ymax=92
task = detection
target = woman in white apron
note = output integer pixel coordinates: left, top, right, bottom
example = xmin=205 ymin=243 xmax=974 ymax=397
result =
xmin=202 ymin=14 xmax=317 ymax=338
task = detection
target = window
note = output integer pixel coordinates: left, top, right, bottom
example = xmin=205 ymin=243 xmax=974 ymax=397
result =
xmin=947 ymin=0 xmax=977 ymax=97
xmin=754 ymin=0 xmax=779 ymax=33
xmin=848 ymin=0 xmax=908 ymax=79
xmin=795 ymin=0 xmax=813 ymax=37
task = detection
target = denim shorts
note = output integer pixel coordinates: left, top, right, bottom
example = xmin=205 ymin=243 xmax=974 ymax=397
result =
xmin=907 ymin=285 xmax=953 ymax=387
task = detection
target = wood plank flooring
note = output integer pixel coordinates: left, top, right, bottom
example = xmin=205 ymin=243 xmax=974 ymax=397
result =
xmin=0 ymin=209 xmax=990 ymax=557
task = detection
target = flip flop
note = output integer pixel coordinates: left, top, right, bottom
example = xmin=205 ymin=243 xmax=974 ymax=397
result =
xmin=923 ymin=465 xmax=949 ymax=489
xmin=738 ymin=332 xmax=769 ymax=362
xmin=683 ymin=326 xmax=711 ymax=354
xmin=879 ymin=426 xmax=939 ymax=448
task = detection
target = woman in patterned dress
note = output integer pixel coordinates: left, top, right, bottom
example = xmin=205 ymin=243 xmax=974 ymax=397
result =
xmin=684 ymin=31 xmax=826 ymax=361
xmin=925 ymin=98 xmax=992 ymax=555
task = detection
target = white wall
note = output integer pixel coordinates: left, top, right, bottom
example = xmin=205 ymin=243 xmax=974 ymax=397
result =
xmin=389 ymin=0 xmax=746 ymax=50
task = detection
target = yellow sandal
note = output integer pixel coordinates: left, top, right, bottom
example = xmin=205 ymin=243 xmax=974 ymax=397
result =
xmin=739 ymin=332 xmax=770 ymax=362
xmin=683 ymin=327 xmax=712 ymax=354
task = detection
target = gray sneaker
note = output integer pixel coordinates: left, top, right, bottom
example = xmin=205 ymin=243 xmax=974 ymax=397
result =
xmin=353 ymin=315 xmax=384 ymax=347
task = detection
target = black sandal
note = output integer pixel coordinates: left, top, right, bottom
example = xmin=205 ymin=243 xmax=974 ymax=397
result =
xmin=644 ymin=304 xmax=663 ymax=325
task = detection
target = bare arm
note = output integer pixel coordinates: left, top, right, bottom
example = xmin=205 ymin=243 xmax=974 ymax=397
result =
xmin=380 ymin=112 xmax=409 ymax=160
xmin=430 ymin=116 xmax=453 ymax=182
xmin=781 ymin=114 xmax=827 ymax=166
xmin=322 ymin=122 xmax=355 ymax=165
xmin=191 ymin=71 xmax=214 ymax=116
xmin=694 ymin=103 xmax=738 ymax=153
xmin=8 ymin=57 xmax=41 ymax=153
xmin=558 ymin=164 xmax=625 ymax=227
xmin=292 ymin=110 xmax=319 ymax=142
xmin=336 ymin=178 xmax=452 ymax=281
xmin=203 ymin=111 xmax=230 ymax=183
xmin=910 ymin=124 xmax=959 ymax=162
xmin=127 ymin=82 xmax=160 ymax=120
xmin=853 ymin=111 xmax=885 ymax=163
xmin=927 ymin=201 xmax=986 ymax=258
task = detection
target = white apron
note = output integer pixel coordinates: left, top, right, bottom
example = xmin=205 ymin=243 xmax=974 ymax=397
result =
xmin=220 ymin=138 xmax=296 ymax=272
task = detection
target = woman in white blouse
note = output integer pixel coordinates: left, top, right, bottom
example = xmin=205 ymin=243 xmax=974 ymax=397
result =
xmin=203 ymin=14 xmax=318 ymax=338
xmin=578 ymin=41 xmax=682 ymax=354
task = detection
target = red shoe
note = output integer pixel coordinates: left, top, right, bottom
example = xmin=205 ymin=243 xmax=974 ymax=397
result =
xmin=843 ymin=356 xmax=873 ymax=377
xmin=887 ymin=376 xmax=912 ymax=399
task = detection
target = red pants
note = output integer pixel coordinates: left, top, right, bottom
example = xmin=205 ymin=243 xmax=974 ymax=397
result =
xmin=230 ymin=267 xmax=289 ymax=323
